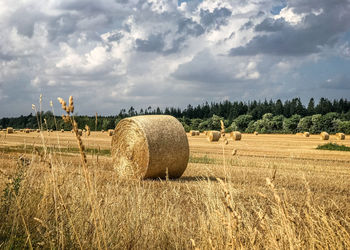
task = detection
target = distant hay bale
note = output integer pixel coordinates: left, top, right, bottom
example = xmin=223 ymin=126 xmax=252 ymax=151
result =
xmin=50 ymin=129 xmax=53 ymax=132
xmin=204 ymin=131 xmax=208 ymax=136
xmin=320 ymin=132 xmax=329 ymax=140
xmin=108 ymin=129 xmax=114 ymax=136
xmin=254 ymin=131 xmax=259 ymax=135
xmin=20 ymin=129 xmax=23 ymax=132
xmin=101 ymin=129 xmax=104 ymax=133
xmin=207 ymin=131 xmax=221 ymax=142
xmin=61 ymin=129 xmax=64 ymax=133
xmin=336 ymin=133 xmax=345 ymax=140
xmin=230 ymin=131 xmax=242 ymax=141
xmin=303 ymin=132 xmax=310 ymax=137
xmin=195 ymin=130 xmax=200 ymax=136
xmin=77 ymin=129 xmax=83 ymax=136
xmin=25 ymin=128 xmax=30 ymax=133
xmin=111 ymin=115 xmax=189 ymax=179
xmin=189 ymin=130 xmax=196 ymax=136
xmin=6 ymin=127 xmax=14 ymax=134
xmin=36 ymin=129 xmax=40 ymax=133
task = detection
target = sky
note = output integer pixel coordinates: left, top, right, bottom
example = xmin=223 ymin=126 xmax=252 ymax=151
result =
xmin=0 ymin=0 xmax=350 ymax=117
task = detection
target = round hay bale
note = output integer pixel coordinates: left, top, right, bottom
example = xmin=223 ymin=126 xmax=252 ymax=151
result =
xmin=320 ymin=132 xmax=329 ymax=140
xmin=111 ymin=115 xmax=189 ymax=179
xmin=61 ymin=129 xmax=65 ymax=133
xmin=77 ymin=129 xmax=83 ymax=136
xmin=101 ymin=129 xmax=105 ymax=133
xmin=303 ymin=132 xmax=310 ymax=137
xmin=189 ymin=130 xmax=196 ymax=136
xmin=20 ymin=129 xmax=23 ymax=132
xmin=230 ymin=131 xmax=242 ymax=141
xmin=336 ymin=133 xmax=345 ymax=140
xmin=254 ymin=131 xmax=259 ymax=135
xmin=25 ymin=128 xmax=30 ymax=133
xmin=108 ymin=129 xmax=114 ymax=136
xmin=207 ymin=131 xmax=221 ymax=142
xmin=6 ymin=127 xmax=14 ymax=134
xmin=195 ymin=130 xmax=200 ymax=136
xmin=36 ymin=129 xmax=40 ymax=133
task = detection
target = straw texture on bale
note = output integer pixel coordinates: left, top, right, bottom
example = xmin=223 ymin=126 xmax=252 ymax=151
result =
xmin=207 ymin=131 xmax=221 ymax=142
xmin=108 ymin=129 xmax=114 ymax=136
xmin=320 ymin=132 xmax=329 ymax=140
xmin=303 ymin=132 xmax=310 ymax=137
xmin=336 ymin=133 xmax=345 ymax=140
xmin=111 ymin=115 xmax=189 ymax=179
xmin=254 ymin=131 xmax=258 ymax=135
xmin=230 ymin=131 xmax=242 ymax=141
xmin=6 ymin=127 xmax=14 ymax=134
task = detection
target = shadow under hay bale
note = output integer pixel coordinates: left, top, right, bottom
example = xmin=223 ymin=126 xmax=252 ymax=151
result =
xmin=111 ymin=115 xmax=189 ymax=179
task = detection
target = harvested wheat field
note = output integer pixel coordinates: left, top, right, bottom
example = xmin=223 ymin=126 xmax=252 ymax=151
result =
xmin=0 ymin=130 xmax=350 ymax=249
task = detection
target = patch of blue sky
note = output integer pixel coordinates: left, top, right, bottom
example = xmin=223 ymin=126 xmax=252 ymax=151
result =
xmin=270 ymin=1 xmax=287 ymax=15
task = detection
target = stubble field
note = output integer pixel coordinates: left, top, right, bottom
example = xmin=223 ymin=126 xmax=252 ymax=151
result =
xmin=0 ymin=131 xmax=349 ymax=249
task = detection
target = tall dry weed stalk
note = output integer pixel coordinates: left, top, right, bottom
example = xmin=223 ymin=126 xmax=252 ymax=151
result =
xmin=58 ymin=96 xmax=107 ymax=250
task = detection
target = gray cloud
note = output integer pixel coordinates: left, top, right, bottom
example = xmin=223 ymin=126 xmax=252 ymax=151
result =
xmin=0 ymin=0 xmax=349 ymax=117
xmin=230 ymin=1 xmax=350 ymax=56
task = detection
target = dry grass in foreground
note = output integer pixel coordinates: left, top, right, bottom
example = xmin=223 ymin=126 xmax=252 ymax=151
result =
xmin=0 ymin=146 xmax=349 ymax=249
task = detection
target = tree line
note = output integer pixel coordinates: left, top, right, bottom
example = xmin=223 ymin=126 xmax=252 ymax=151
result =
xmin=1 ymin=97 xmax=350 ymax=134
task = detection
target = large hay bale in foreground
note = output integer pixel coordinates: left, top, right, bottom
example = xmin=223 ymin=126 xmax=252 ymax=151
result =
xmin=303 ymin=132 xmax=310 ymax=137
xmin=336 ymin=133 xmax=345 ymax=140
xmin=230 ymin=131 xmax=242 ymax=141
xmin=111 ymin=115 xmax=189 ymax=179
xmin=320 ymin=132 xmax=329 ymax=140
xmin=207 ymin=131 xmax=221 ymax=142
xmin=6 ymin=127 xmax=14 ymax=134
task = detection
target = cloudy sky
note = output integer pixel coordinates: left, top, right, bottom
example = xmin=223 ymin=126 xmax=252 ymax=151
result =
xmin=1 ymin=0 xmax=350 ymax=117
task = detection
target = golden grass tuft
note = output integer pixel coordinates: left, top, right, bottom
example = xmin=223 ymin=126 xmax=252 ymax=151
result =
xmin=230 ymin=131 xmax=242 ymax=141
xmin=207 ymin=131 xmax=221 ymax=142
xmin=320 ymin=132 xmax=329 ymax=140
xmin=111 ymin=115 xmax=189 ymax=179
